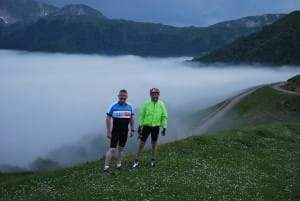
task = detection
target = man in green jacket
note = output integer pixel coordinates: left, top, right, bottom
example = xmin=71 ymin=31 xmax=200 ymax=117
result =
xmin=132 ymin=88 xmax=168 ymax=168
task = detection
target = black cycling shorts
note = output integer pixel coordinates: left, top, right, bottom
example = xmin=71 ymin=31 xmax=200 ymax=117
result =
xmin=110 ymin=129 xmax=128 ymax=148
xmin=140 ymin=126 xmax=160 ymax=142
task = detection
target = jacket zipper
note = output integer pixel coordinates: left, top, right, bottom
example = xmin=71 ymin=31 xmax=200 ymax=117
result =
xmin=151 ymin=101 xmax=156 ymax=126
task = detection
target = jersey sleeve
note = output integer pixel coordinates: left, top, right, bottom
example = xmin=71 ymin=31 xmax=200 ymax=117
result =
xmin=106 ymin=103 xmax=115 ymax=117
xmin=138 ymin=102 xmax=146 ymax=126
xmin=128 ymin=103 xmax=134 ymax=116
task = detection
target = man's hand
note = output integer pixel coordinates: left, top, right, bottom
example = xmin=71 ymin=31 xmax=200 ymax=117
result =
xmin=161 ymin=128 xmax=166 ymax=136
xmin=106 ymin=130 xmax=112 ymax=139
xmin=137 ymin=126 xmax=143 ymax=139
xmin=130 ymin=129 xmax=135 ymax=137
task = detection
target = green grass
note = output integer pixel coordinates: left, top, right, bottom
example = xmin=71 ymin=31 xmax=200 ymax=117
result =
xmin=189 ymin=100 xmax=228 ymax=130
xmin=210 ymin=86 xmax=300 ymax=132
xmin=1 ymin=123 xmax=299 ymax=201
xmin=282 ymin=74 xmax=300 ymax=92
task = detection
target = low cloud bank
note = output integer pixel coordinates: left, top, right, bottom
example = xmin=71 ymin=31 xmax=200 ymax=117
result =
xmin=0 ymin=50 xmax=299 ymax=168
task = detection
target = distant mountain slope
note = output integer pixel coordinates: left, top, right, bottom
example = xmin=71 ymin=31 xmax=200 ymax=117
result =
xmin=0 ymin=164 xmax=28 ymax=173
xmin=0 ymin=0 xmax=285 ymax=56
xmin=0 ymin=13 xmax=283 ymax=56
xmin=210 ymin=14 xmax=285 ymax=29
xmin=0 ymin=0 xmax=107 ymax=25
xmin=0 ymin=17 xmax=5 ymax=25
xmin=50 ymin=4 xmax=106 ymax=19
xmin=194 ymin=10 xmax=300 ymax=65
xmin=0 ymin=0 xmax=58 ymax=24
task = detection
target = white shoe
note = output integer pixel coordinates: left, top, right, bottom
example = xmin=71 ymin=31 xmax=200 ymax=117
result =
xmin=132 ymin=160 xmax=140 ymax=168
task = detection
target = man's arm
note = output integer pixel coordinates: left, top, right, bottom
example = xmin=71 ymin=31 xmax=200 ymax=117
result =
xmin=138 ymin=104 xmax=146 ymax=126
xmin=129 ymin=117 xmax=135 ymax=137
xmin=161 ymin=102 xmax=168 ymax=129
xmin=106 ymin=115 xmax=112 ymax=139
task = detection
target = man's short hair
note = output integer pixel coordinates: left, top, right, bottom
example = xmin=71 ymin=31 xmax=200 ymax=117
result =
xmin=119 ymin=89 xmax=127 ymax=94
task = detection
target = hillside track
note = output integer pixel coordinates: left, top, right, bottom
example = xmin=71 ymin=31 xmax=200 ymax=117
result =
xmin=192 ymin=82 xmax=298 ymax=135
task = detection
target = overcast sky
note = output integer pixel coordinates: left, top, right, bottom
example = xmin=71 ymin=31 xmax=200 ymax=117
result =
xmin=39 ymin=0 xmax=300 ymax=26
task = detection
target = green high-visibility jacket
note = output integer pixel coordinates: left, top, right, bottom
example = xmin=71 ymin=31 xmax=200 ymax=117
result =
xmin=139 ymin=100 xmax=168 ymax=128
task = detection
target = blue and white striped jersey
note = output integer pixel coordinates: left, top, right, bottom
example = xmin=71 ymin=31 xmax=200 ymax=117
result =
xmin=107 ymin=102 xmax=134 ymax=130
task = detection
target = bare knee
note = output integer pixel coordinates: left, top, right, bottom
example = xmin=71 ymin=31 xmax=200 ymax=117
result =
xmin=118 ymin=146 xmax=124 ymax=152
xmin=139 ymin=141 xmax=146 ymax=149
xmin=109 ymin=148 xmax=116 ymax=153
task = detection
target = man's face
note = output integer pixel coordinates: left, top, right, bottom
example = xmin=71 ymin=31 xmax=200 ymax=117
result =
xmin=118 ymin=92 xmax=128 ymax=104
xmin=150 ymin=92 xmax=159 ymax=102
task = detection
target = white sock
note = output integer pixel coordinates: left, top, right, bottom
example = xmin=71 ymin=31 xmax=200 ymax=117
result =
xmin=104 ymin=165 xmax=109 ymax=170
xmin=117 ymin=163 xmax=122 ymax=168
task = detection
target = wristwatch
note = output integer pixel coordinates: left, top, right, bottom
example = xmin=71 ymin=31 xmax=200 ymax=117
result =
xmin=131 ymin=129 xmax=135 ymax=132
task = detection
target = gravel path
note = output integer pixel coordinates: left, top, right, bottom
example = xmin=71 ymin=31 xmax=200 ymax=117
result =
xmin=271 ymin=82 xmax=300 ymax=95
xmin=191 ymin=88 xmax=257 ymax=135
xmin=191 ymin=82 xmax=299 ymax=135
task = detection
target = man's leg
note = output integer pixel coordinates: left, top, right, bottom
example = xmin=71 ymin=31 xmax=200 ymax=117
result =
xmin=150 ymin=126 xmax=160 ymax=167
xmin=132 ymin=140 xmax=145 ymax=168
xmin=117 ymin=146 xmax=124 ymax=168
xmin=116 ymin=131 xmax=128 ymax=168
xmin=135 ymin=126 xmax=151 ymax=160
xmin=104 ymin=148 xmax=115 ymax=170
xmin=151 ymin=141 xmax=158 ymax=160
xmin=104 ymin=130 xmax=118 ymax=171
xmin=135 ymin=140 xmax=146 ymax=160
xmin=133 ymin=126 xmax=150 ymax=168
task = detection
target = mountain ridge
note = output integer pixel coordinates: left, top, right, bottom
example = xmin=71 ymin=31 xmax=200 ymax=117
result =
xmin=210 ymin=14 xmax=285 ymax=29
xmin=49 ymin=4 xmax=106 ymax=19
xmin=0 ymin=0 xmax=58 ymax=24
xmin=0 ymin=0 xmax=107 ymax=24
xmin=194 ymin=10 xmax=300 ymax=65
xmin=0 ymin=0 xmax=287 ymax=57
xmin=0 ymin=13 xmax=283 ymax=57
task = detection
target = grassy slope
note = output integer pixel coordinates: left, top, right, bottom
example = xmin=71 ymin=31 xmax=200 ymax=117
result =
xmin=0 ymin=123 xmax=299 ymax=201
xmin=189 ymin=100 xmax=228 ymax=130
xmin=210 ymin=86 xmax=300 ymax=132
xmin=1 ymin=83 xmax=300 ymax=201
xmin=282 ymin=74 xmax=300 ymax=92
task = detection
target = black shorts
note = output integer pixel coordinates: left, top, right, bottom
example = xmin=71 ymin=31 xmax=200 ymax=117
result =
xmin=110 ymin=129 xmax=128 ymax=148
xmin=140 ymin=126 xmax=160 ymax=142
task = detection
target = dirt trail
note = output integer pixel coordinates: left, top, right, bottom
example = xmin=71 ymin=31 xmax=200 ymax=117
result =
xmin=191 ymin=82 xmax=299 ymax=135
xmin=271 ymin=82 xmax=300 ymax=95
xmin=191 ymin=88 xmax=257 ymax=135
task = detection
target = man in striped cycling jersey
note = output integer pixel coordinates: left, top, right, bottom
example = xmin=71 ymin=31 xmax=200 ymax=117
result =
xmin=103 ymin=89 xmax=135 ymax=175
